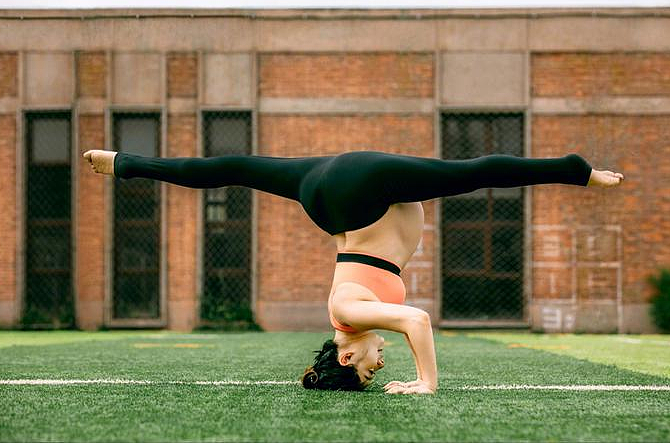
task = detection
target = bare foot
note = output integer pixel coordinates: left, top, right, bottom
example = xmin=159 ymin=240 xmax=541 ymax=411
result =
xmin=587 ymin=168 xmax=624 ymax=188
xmin=83 ymin=150 xmax=117 ymax=176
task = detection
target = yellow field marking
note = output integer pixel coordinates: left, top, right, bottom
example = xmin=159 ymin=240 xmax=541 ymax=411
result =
xmin=133 ymin=343 xmax=213 ymax=349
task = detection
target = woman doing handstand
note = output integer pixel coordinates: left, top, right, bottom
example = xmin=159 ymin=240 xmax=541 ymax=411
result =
xmin=84 ymin=149 xmax=624 ymax=394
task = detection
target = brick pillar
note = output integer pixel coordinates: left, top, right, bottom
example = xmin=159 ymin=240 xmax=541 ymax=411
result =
xmin=0 ymin=52 xmax=18 ymax=327
xmin=75 ymin=51 xmax=107 ymax=329
xmin=77 ymin=115 xmax=106 ymax=329
xmin=166 ymin=52 xmax=198 ymax=331
xmin=0 ymin=115 xmax=17 ymax=327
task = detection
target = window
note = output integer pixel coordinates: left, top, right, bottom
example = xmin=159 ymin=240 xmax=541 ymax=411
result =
xmin=24 ymin=111 xmax=73 ymax=327
xmin=112 ymin=113 xmax=161 ymax=320
xmin=440 ymin=112 xmax=525 ymax=321
xmin=200 ymin=111 xmax=253 ymax=326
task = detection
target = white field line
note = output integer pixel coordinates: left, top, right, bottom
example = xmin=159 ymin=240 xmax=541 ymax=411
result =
xmin=0 ymin=379 xmax=299 ymax=386
xmin=614 ymin=337 xmax=670 ymax=346
xmin=461 ymin=384 xmax=670 ymax=391
xmin=2 ymin=380 xmax=670 ymax=391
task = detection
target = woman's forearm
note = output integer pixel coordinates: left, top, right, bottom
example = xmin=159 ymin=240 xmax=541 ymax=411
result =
xmin=404 ymin=312 xmax=438 ymax=390
xmin=403 ymin=334 xmax=421 ymax=380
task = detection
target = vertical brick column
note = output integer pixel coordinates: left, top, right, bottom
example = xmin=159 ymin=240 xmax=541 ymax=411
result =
xmin=0 ymin=52 xmax=18 ymax=327
xmin=76 ymin=51 xmax=107 ymax=329
xmin=166 ymin=52 xmax=198 ymax=331
xmin=0 ymin=114 xmax=17 ymax=327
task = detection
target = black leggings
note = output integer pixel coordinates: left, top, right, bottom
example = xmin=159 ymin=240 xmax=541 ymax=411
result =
xmin=114 ymin=150 xmax=592 ymax=235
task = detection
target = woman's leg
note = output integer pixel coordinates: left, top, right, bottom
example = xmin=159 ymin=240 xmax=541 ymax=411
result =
xmin=112 ymin=152 xmax=329 ymax=202
xmin=337 ymin=152 xmax=597 ymax=205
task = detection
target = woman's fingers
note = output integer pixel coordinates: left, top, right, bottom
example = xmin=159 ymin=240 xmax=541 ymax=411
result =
xmin=384 ymin=381 xmax=406 ymax=391
xmin=384 ymin=380 xmax=436 ymax=395
xmin=385 ymin=384 xmax=408 ymax=394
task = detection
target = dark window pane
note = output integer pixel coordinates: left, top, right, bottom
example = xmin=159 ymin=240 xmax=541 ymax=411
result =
xmin=113 ymin=274 xmax=160 ymax=319
xmin=30 ymin=118 xmax=69 ymax=163
xmin=492 ymin=227 xmax=523 ymax=273
xmin=442 ymin=193 xmax=488 ymax=222
xmin=440 ymin=113 xmax=525 ymax=321
xmin=443 ymin=229 xmax=485 ymax=270
xmin=117 ymin=117 xmax=159 ymax=157
xmin=27 ymin=166 xmax=71 ymax=219
xmin=27 ymin=225 xmax=70 ymax=269
xmin=113 ymin=113 xmax=161 ymax=320
xmin=201 ymin=111 xmax=253 ymax=326
xmin=23 ymin=111 xmax=73 ymax=328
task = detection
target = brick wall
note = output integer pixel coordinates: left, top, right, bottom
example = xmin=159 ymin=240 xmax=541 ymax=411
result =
xmin=532 ymin=53 xmax=670 ymax=97
xmin=1 ymin=16 xmax=668 ymax=333
xmin=260 ymin=53 xmax=434 ymax=98
xmin=257 ymin=52 xmax=435 ymax=329
xmin=0 ymin=114 xmax=16 ymax=326
xmin=76 ymin=51 xmax=107 ymax=98
xmin=531 ymin=52 xmax=670 ymax=332
xmin=0 ymin=52 xmax=17 ymax=97
xmin=167 ymin=52 xmax=198 ymax=98
xmin=0 ymin=51 xmax=17 ymax=326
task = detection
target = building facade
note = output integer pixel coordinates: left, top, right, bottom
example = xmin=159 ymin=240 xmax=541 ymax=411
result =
xmin=0 ymin=8 xmax=668 ymax=332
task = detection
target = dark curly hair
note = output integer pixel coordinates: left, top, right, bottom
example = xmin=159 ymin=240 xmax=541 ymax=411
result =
xmin=301 ymin=339 xmax=365 ymax=391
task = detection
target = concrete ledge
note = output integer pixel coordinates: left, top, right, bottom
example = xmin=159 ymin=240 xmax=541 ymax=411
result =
xmin=621 ymin=303 xmax=657 ymax=334
xmin=532 ymin=97 xmax=670 ymax=115
xmin=259 ymin=98 xmax=434 ymax=114
xmin=256 ymin=300 xmax=330 ymax=332
xmin=530 ymin=301 xmax=619 ymax=333
xmin=438 ymin=19 xmax=527 ymax=51
xmin=530 ymin=17 xmax=670 ymax=51
xmin=258 ymin=20 xmax=435 ymax=51
xmin=1 ymin=12 xmax=669 ymax=52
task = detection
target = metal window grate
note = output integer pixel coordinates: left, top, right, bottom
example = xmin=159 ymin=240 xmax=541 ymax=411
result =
xmin=440 ymin=112 xmax=525 ymax=322
xmin=23 ymin=111 xmax=73 ymax=328
xmin=200 ymin=111 xmax=255 ymax=328
xmin=112 ymin=113 xmax=161 ymax=320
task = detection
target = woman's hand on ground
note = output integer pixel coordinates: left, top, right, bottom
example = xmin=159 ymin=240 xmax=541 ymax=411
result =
xmin=383 ymin=379 xmax=435 ymax=394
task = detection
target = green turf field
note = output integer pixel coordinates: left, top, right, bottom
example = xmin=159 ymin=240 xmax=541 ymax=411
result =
xmin=1 ymin=331 xmax=670 ymax=442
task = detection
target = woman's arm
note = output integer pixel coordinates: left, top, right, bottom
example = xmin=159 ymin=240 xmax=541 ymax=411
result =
xmin=332 ymin=282 xmax=437 ymax=394
xmin=405 ymin=334 xmax=421 ymax=380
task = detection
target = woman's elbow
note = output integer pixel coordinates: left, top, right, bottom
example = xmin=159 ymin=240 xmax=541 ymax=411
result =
xmin=407 ymin=310 xmax=431 ymax=329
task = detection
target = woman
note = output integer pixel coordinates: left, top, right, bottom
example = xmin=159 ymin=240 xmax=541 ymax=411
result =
xmin=84 ymin=149 xmax=623 ymax=394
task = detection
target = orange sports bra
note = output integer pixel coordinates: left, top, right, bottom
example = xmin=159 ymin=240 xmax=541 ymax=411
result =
xmin=328 ymin=252 xmax=406 ymax=333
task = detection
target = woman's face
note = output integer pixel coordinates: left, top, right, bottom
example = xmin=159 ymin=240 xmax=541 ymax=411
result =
xmin=346 ymin=332 xmax=385 ymax=387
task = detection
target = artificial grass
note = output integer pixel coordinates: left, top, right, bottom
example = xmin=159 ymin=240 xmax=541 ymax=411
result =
xmin=469 ymin=332 xmax=670 ymax=378
xmin=1 ymin=331 xmax=669 ymax=442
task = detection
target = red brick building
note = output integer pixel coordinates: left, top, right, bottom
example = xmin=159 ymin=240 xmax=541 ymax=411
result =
xmin=0 ymin=8 xmax=668 ymax=332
